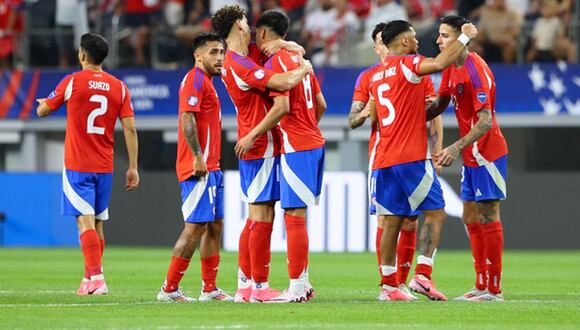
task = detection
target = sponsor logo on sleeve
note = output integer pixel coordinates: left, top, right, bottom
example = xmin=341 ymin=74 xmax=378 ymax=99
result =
xmin=254 ymin=69 xmax=265 ymax=80
xmin=477 ymin=92 xmax=487 ymax=103
xmin=188 ymin=96 xmax=198 ymax=106
xmin=48 ymin=91 xmax=57 ymax=99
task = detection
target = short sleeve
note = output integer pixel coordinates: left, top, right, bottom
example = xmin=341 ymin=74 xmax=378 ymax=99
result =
xmin=230 ymin=53 xmax=276 ymax=92
xmin=467 ymin=60 xmax=492 ymax=113
xmin=179 ymin=70 xmax=203 ymax=113
xmin=44 ymin=74 xmax=73 ymax=111
xmin=119 ymin=82 xmax=135 ymax=118
xmin=438 ymin=68 xmax=451 ymax=97
xmin=352 ymin=70 xmax=370 ymax=103
xmin=423 ymin=75 xmax=436 ymax=98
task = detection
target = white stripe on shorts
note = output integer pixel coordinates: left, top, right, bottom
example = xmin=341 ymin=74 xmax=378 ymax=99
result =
xmin=408 ymin=160 xmax=435 ymax=211
xmin=181 ymin=176 xmax=208 ymax=220
xmin=244 ymin=157 xmax=276 ymax=203
xmin=376 ymin=201 xmax=394 ymax=216
xmin=62 ymin=168 xmax=95 ymax=215
xmin=281 ymin=154 xmax=318 ymax=206
xmin=95 ymin=208 xmax=109 ymax=221
xmin=484 ymin=162 xmax=507 ymax=198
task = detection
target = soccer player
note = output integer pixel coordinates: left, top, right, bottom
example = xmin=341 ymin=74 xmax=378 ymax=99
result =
xmin=426 ymin=15 xmax=508 ymax=302
xmin=210 ymin=5 xmax=312 ymax=303
xmin=36 ymin=33 xmax=139 ymax=296
xmin=368 ymin=20 xmax=478 ymax=301
xmin=156 ymin=33 xmax=233 ymax=302
xmin=349 ymin=23 xmax=443 ymax=299
xmin=254 ymin=10 xmax=327 ymax=302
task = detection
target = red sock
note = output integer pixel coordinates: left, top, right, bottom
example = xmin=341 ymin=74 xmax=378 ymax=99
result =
xmin=84 ymin=238 xmax=106 ymax=279
xmin=397 ymin=229 xmax=417 ymax=284
xmin=238 ymin=219 xmax=253 ymax=280
xmin=80 ymin=230 xmax=102 ymax=278
xmin=375 ymin=227 xmax=383 ymax=276
xmin=482 ymin=221 xmax=504 ymax=294
xmin=380 ymin=266 xmax=398 ymax=287
xmin=414 ymin=263 xmax=432 ymax=279
xmin=201 ymin=254 xmax=220 ymax=293
xmin=164 ymin=256 xmax=191 ymax=292
xmin=249 ymin=221 xmax=273 ymax=283
xmin=285 ymin=214 xmax=308 ymax=279
xmin=467 ymin=223 xmax=487 ymax=290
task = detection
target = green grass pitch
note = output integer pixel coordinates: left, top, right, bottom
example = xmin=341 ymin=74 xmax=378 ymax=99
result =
xmin=1 ymin=248 xmax=579 ymax=329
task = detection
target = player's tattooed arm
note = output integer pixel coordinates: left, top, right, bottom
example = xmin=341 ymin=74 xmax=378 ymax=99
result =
xmin=348 ymin=100 xmax=369 ymax=129
xmin=437 ymin=109 xmax=493 ymax=167
xmin=426 ymin=95 xmax=451 ymax=121
xmin=182 ymin=112 xmax=208 ymax=176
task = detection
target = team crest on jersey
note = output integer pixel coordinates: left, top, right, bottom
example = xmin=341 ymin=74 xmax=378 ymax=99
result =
xmin=188 ymin=96 xmax=198 ymax=106
xmin=291 ymin=55 xmax=300 ymax=63
xmin=254 ymin=69 xmax=265 ymax=80
xmin=48 ymin=91 xmax=57 ymax=99
xmin=477 ymin=92 xmax=487 ymax=103
xmin=457 ymin=84 xmax=464 ymax=95
xmin=221 ymin=68 xmax=227 ymax=76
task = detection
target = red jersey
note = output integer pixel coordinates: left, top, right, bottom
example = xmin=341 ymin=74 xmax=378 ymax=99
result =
xmin=222 ymin=49 xmax=281 ymax=160
xmin=265 ymin=49 xmax=324 ymax=153
xmin=45 ymin=70 xmax=134 ymax=173
xmin=176 ymin=67 xmax=222 ymax=182
xmin=354 ymin=62 xmax=435 ymax=169
xmin=369 ymin=55 xmax=432 ymax=170
xmin=439 ymin=52 xmax=508 ymax=167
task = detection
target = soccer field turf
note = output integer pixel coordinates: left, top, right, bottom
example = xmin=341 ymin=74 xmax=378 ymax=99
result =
xmin=1 ymin=248 xmax=579 ymax=329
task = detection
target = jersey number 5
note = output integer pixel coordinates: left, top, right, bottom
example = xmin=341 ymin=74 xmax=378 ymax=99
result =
xmin=377 ymin=83 xmax=396 ymax=127
xmin=87 ymin=95 xmax=108 ymax=135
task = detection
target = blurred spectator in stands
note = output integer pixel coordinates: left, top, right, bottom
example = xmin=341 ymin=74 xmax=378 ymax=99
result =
xmin=172 ymin=0 xmax=211 ymax=53
xmin=473 ymin=0 xmax=522 ymax=63
xmin=0 ymin=0 xmax=23 ymax=69
xmin=457 ymin=0 xmax=486 ymax=19
xmin=303 ymin=0 xmax=358 ymax=66
xmin=123 ymin=0 xmax=160 ymax=66
xmin=349 ymin=0 xmax=370 ymax=18
xmin=56 ymin=0 xmax=90 ymax=68
xmin=364 ymin=0 xmax=407 ymax=39
xmin=526 ymin=0 xmax=576 ymax=62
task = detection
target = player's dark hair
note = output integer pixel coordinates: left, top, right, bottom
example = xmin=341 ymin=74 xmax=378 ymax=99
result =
xmin=381 ymin=20 xmax=413 ymax=46
xmin=192 ymin=33 xmax=225 ymax=53
xmin=440 ymin=15 xmax=471 ymax=34
xmin=80 ymin=33 xmax=109 ymax=65
xmin=256 ymin=10 xmax=289 ymax=37
xmin=210 ymin=5 xmax=246 ymax=39
xmin=371 ymin=22 xmax=387 ymax=42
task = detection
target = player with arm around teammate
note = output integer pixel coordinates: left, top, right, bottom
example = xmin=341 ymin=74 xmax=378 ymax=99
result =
xmin=37 ymin=33 xmax=139 ymax=296
xmin=426 ymin=15 xmax=508 ymax=302
xmin=156 ymin=33 xmax=233 ymax=302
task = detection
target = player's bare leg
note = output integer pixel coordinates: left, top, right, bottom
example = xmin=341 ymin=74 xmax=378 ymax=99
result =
xmin=157 ymin=222 xmax=207 ymax=302
xmin=198 ymin=219 xmax=233 ymax=301
xmin=378 ymin=216 xmax=413 ymax=301
xmin=76 ymin=215 xmax=107 ymax=295
xmin=454 ymin=201 xmax=488 ymax=300
xmin=472 ymin=200 xmax=504 ymax=301
xmin=246 ymin=202 xmax=282 ymax=303
xmin=409 ymin=209 xmax=448 ymax=301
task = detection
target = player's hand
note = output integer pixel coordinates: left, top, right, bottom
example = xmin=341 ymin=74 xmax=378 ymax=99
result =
xmin=299 ymin=57 xmax=313 ymax=73
xmin=461 ymin=23 xmax=478 ymax=40
xmin=432 ymin=154 xmax=443 ymax=176
xmin=235 ymin=135 xmax=255 ymax=159
xmin=359 ymin=104 xmax=371 ymax=120
xmin=436 ymin=144 xmax=460 ymax=167
xmin=282 ymin=41 xmax=306 ymax=56
xmin=192 ymin=155 xmax=208 ymax=177
xmin=36 ymin=98 xmax=46 ymax=104
xmin=125 ymin=167 xmax=140 ymax=191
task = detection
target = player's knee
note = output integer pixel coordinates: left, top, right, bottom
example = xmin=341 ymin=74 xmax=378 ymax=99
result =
xmin=401 ymin=217 xmax=418 ymax=231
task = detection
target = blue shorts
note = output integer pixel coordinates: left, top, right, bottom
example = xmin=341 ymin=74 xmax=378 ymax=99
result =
xmin=368 ymin=169 xmax=378 ymax=215
xmin=62 ymin=169 xmax=113 ymax=220
xmin=180 ymin=170 xmax=224 ymax=223
xmin=239 ymin=156 xmax=280 ymax=203
xmin=375 ymin=159 xmax=445 ymax=216
xmin=280 ymin=146 xmax=325 ymax=209
xmin=461 ymin=155 xmax=508 ymax=202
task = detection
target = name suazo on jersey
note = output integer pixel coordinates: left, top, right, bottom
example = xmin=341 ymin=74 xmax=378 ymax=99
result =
xmin=176 ymin=67 xmax=222 ymax=182
xmin=438 ymin=52 xmax=508 ymax=167
xmin=369 ymin=55 xmax=434 ymax=169
xmin=222 ymin=49 xmax=281 ymax=160
xmin=44 ymin=70 xmax=134 ymax=173
xmin=265 ymin=49 xmax=324 ymax=153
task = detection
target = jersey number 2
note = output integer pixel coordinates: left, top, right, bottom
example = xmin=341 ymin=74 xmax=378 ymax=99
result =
xmin=87 ymin=95 xmax=108 ymax=135
xmin=377 ymin=83 xmax=396 ymax=127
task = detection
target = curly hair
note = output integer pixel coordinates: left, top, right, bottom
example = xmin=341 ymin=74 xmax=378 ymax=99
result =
xmin=210 ymin=5 xmax=246 ymax=39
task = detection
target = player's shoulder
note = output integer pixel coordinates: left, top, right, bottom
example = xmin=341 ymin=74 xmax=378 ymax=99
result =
xmin=271 ymin=49 xmax=300 ymax=70
xmin=228 ymin=50 xmax=258 ymax=70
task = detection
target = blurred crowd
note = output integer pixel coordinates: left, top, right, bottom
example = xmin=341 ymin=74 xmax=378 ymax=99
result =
xmin=0 ymin=0 xmax=577 ymax=69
